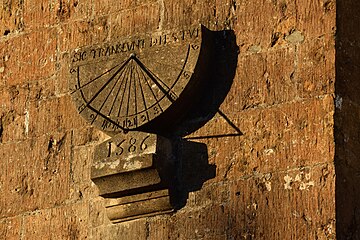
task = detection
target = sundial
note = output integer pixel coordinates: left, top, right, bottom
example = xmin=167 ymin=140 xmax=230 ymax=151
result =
xmin=68 ymin=25 xmax=214 ymax=223
xmin=69 ymin=25 xmax=208 ymax=136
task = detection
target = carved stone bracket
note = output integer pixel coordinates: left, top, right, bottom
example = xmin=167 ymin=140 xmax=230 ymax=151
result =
xmin=91 ymin=132 xmax=174 ymax=223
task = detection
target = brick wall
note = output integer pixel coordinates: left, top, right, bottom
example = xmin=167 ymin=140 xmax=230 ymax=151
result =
xmin=0 ymin=0 xmax=337 ymax=239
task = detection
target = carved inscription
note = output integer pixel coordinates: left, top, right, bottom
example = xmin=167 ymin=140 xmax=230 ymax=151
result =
xmin=94 ymin=132 xmax=156 ymax=164
xmin=107 ymin=135 xmax=150 ymax=158
xmin=72 ymin=28 xmax=199 ymax=63
xmin=69 ymin=25 xmax=204 ymax=135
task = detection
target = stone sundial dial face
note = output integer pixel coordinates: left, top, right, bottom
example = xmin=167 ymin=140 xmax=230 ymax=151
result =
xmin=69 ymin=25 xmax=207 ymax=136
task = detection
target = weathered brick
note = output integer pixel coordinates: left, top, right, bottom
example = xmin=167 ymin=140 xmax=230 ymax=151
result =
xmin=187 ymin=96 xmax=334 ymax=182
xmin=69 ymin=145 xmax=98 ymax=201
xmin=222 ymin=46 xmax=296 ymax=111
xmin=0 ymin=216 xmax=22 ymax=240
xmin=23 ymin=202 xmax=89 ymax=240
xmin=147 ymin=205 xmax=229 ymax=240
xmin=58 ymin=17 xmax=110 ymax=52
xmin=295 ymin=0 xmax=336 ymax=37
xmin=92 ymin=218 xmax=147 ymax=240
xmin=93 ymin=0 xmax=157 ymax=16
xmin=0 ymin=0 xmax=24 ymax=36
xmin=1 ymin=29 xmax=57 ymax=86
xmin=296 ymin=34 xmax=335 ymax=99
xmin=233 ymin=0 xmax=296 ymax=51
xmin=23 ymin=0 xmax=92 ymax=30
xmin=23 ymin=0 xmax=59 ymax=30
xmin=0 ymin=134 xmax=70 ymax=218
xmin=28 ymin=95 xmax=87 ymax=137
xmin=185 ymin=181 xmax=230 ymax=209
xmin=162 ymin=0 xmax=218 ymax=29
xmin=89 ymin=197 xmax=108 ymax=228
xmin=228 ymin=164 xmax=335 ymax=239
xmin=109 ymin=4 xmax=161 ymax=39
xmin=71 ymin=126 xmax=109 ymax=147
xmin=172 ymin=204 xmax=230 ymax=239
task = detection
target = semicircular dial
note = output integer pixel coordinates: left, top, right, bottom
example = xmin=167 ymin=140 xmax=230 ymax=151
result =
xmin=69 ymin=25 xmax=204 ymax=136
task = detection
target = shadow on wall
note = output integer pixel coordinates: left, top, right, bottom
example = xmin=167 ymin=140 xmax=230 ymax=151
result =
xmin=335 ymin=0 xmax=360 ymax=239
xmin=167 ymin=28 xmax=240 ymax=209
xmin=174 ymin=28 xmax=240 ymax=138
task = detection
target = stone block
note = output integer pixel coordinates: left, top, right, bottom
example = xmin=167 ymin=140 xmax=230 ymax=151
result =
xmin=295 ymin=0 xmax=335 ymax=37
xmin=23 ymin=0 xmax=92 ymax=30
xmin=23 ymin=0 xmax=58 ymax=30
xmin=91 ymin=132 xmax=174 ymax=223
xmin=0 ymin=110 xmax=26 ymax=143
xmin=228 ymin=164 xmax=335 ymax=239
xmin=58 ymin=17 xmax=110 ymax=53
xmin=93 ymin=133 xmax=157 ymax=178
xmin=222 ymin=46 xmax=296 ymax=111
xmin=187 ymin=96 xmax=334 ymax=182
xmin=148 ymin=205 xmax=229 ymax=240
xmin=1 ymin=29 xmax=57 ymax=86
xmin=28 ymin=95 xmax=87 ymax=137
xmin=0 ymin=86 xmax=29 ymax=142
xmin=105 ymin=189 xmax=173 ymax=223
xmin=161 ymin=0 xmax=237 ymax=31
xmin=71 ymin=126 xmax=109 ymax=147
xmin=70 ymin=145 xmax=96 ymax=201
xmin=28 ymin=78 xmax=57 ymax=102
xmin=61 ymin=0 xmax=93 ymax=22
xmin=296 ymin=34 xmax=335 ymax=98
xmin=109 ymin=3 xmax=161 ymax=40
xmin=172 ymin=204 xmax=230 ymax=239
xmin=233 ymin=0 xmax=296 ymax=51
xmin=0 ymin=85 xmax=28 ymax=116
xmin=0 ymin=0 xmax=23 ymax=36
xmin=92 ymin=218 xmax=147 ymax=240
xmin=91 ymin=132 xmax=173 ymax=196
xmin=0 ymin=216 xmax=22 ymax=240
xmin=185 ymin=181 xmax=229 ymax=209
xmin=93 ymin=0 xmax=157 ymax=16
xmin=146 ymin=215 xmax=174 ymax=240
xmin=23 ymin=203 xmax=89 ymax=240
xmin=0 ymin=134 xmax=70 ymax=218
xmin=89 ymin=197 xmax=108 ymax=228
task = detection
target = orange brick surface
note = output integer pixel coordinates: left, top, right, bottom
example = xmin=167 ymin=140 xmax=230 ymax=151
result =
xmin=0 ymin=0 xmax=343 ymax=239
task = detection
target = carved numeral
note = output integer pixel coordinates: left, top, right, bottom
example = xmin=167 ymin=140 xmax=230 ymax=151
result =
xmin=183 ymin=71 xmax=190 ymax=79
xmin=191 ymin=44 xmax=199 ymax=50
xmin=153 ymin=106 xmax=160 ymax=115
xmin=141 ymin=114 xmax=148 ymax=123
xmin=140 ymin=135 xmax=150 ymax=151
xmin=70 ymin=68 xmax=77 ymax=74
xmin=115 ymin=140 xmax=125 ymax=156
xmin=128 ymin=138 xmax=137 ymax=152
xmin=106 ymin=135 xmax=151 ymax=158
xmin=78 ymin=104 xmax=86 ymax=112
